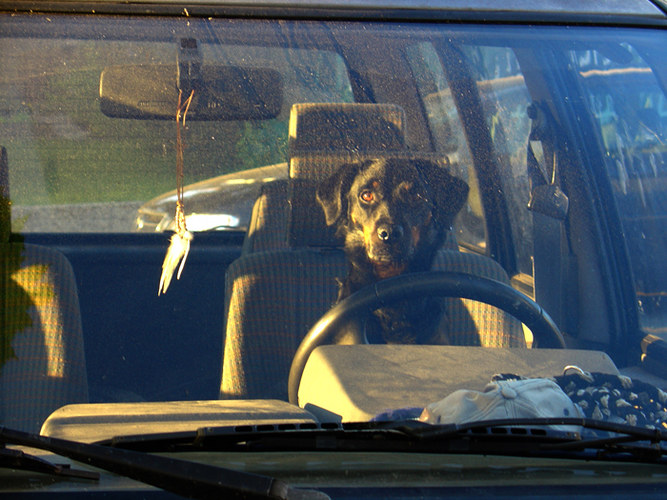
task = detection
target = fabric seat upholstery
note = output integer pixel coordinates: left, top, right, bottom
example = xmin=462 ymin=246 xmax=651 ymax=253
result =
xmin=1 ymin=145 xmax=88 ymax=433
xmin=222 ymin=154 xmax=525 ymax=401
xmin=1 ymin=242 xmax=89 ymax=433
xmin=221 ymin=105 xmax=525 ymax=401
xmin=220 ymin=248 xmax=525 ymax=401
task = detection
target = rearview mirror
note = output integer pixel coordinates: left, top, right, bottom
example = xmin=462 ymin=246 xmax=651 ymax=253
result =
xmin=100 ymin=65 xmax=283 ymax=120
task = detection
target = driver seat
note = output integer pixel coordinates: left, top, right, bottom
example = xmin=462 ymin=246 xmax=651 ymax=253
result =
xmin=221 ymin=248 xmax=526 ymax=401
xmin=220 ymin=156 xmax=525 ymax=401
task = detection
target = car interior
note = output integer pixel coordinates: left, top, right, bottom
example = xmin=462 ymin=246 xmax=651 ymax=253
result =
xmin=1 ymin=15 xmax=665 ymax=438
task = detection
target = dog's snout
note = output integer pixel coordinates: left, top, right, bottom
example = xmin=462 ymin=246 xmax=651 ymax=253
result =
xmin=377 ymin=224 xmax=404 ymax=242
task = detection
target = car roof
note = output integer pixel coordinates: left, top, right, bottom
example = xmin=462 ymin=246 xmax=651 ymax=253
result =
xmin=5 ymin=0 xmax=666 ymax=20
xmin=136 ymin=0 xmax=665 ymax=15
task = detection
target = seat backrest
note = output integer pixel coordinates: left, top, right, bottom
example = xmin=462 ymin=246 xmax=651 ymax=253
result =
xmin=1 ymin=244 xmax=89 ymax=433
xmin=221 ymin=248 xmax=345 ymax=400
xmin=222 ymin=109 xmax=525 ymax=401
xmin=1 ymin=146 xmax=88 ymax=433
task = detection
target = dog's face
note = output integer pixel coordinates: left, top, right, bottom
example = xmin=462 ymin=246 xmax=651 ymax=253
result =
xmin=317 ymin=158 xmax=469 ymax=279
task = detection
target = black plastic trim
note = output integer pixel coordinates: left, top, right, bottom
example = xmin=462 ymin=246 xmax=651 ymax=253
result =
xmin=1 ymin=2 xmax=666 ymax=27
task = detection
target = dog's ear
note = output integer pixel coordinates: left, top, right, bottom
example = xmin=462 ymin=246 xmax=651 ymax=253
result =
xmin=417 ymin=160 xmax=470 ymax=228
xmin=316 ymin=161 xmax=363 ymax=226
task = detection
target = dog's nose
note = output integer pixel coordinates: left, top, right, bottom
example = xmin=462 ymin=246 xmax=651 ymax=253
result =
xmin=377 ymin=224 xmax=404 ymax=242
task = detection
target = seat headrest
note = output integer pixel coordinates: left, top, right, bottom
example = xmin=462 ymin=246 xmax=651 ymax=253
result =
xmin=288 ymin=103 xmax=406 ymax=156
xmin=287 ymin=152 xmax=455 ymax=249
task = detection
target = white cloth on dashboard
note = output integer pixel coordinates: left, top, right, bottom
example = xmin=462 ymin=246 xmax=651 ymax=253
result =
xmin=419 ymin=377 xmax=584 ymax=432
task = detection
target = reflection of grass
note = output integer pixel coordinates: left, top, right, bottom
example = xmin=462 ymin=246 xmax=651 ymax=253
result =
xmin=7 ymin=121 xmax=287 ymax=206
xmin=8 ymin=135 xmax=235 ymax=205
xmin=4 ymin=64 xmax=288 ymax=206
xmin=38 ymin=138 xmax=177 ymax=204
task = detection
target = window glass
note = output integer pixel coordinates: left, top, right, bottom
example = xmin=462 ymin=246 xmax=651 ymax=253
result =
xmin=570 ymin=42 xmax=667 ymax=330
xmin=0 ymin=19 xmax=352 ymax=232
xmin=407 ymin=42 xmax=487 ymax=252
xmin=458 ymin=45 xmax=533 ymax=275
xmin=414 ymin=39 xmax=535 ymax=280
xmin=1 ymin=17 xmax=665 ymax=337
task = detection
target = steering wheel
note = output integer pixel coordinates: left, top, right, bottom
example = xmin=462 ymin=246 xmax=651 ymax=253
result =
xmin=288 ymin=271 xmax=565 ymax=404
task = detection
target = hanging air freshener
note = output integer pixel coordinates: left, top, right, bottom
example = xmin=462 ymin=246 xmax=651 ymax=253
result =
xmin=158 ymin=90 xmax=194 ymax=295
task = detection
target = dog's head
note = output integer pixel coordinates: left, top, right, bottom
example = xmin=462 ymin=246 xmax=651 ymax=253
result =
xmin=316 ymin=157 xmax=469 ymax=278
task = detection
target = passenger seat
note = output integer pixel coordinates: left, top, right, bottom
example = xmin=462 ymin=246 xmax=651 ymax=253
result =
xmin=1 ymin=146 xmax=88 ymax=433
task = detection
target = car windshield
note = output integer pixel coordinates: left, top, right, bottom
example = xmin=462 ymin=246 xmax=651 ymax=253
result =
xmin=1 ymin=10 xmax=667 ymax=457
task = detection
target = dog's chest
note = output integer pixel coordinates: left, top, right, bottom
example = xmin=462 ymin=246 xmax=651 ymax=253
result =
xmin=367 ymin=297 xmax=447 ymax=344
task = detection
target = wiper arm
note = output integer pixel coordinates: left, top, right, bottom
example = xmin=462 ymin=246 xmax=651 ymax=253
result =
xmin=407 ymin=417 xmax=666 ymax=439
xmin=103 ymin=419 xmax=572 ymax=454
xmin=402 ymin=417 xmax=667 ymax=462
xmin=420 ymin=417 xmax=665 ymax=439
xmin=0 ymin=446 xmax=99 ymax=480
xmin=0 ymin=427 xmax=327 ymax=499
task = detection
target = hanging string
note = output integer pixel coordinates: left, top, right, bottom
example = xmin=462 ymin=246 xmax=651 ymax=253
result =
xmin=158 ymin=89 xmax=194 ymax=295
xmin=175 ymin=89 xmax=194 ymax=236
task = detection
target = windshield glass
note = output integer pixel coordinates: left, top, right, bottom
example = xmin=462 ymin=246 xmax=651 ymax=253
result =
xmin=568 ymin=42 xmax=667 ymax=333
xmin=1 ymin=12 xmax=666 ymax=446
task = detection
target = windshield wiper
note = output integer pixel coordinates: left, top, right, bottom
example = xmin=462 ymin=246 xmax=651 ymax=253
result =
xmin=410 ymin=417 xmax=667 ymax=462
xmin=101 ymin=418 xmax=667 ymax=465
xmin=0 ymin=445 xmax=99 ymax=480
xmin=0 ymin=427 xmax=328 ymax=500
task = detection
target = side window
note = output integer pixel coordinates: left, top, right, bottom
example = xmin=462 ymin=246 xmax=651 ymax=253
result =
xmin=459 ymin=45 xmax=535 ymax=282
xmin=407 ymin=42 xmax=535 ymax=279
xmin=570 ymin=44 xmax=667 ymax=325
xmin=405 ymin=42 xmax=487 ymax=252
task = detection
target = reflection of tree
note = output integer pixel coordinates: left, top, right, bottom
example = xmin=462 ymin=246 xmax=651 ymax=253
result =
xmin=234 ymin=120 xmax=288 ymax=171
xmin=2 ymin=157 xmax=54 ymax=370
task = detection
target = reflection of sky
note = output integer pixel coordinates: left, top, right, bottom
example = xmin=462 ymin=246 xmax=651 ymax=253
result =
xmin=185 ymin=213 xmax=240 ymax=231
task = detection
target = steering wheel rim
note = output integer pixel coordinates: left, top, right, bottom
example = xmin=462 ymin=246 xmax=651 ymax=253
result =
xmin=288 ymin=271 xmax=565 ymax=405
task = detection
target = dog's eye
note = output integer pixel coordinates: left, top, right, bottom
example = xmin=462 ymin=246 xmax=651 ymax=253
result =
xmin=360 ymin=190 xmax=375 ymax=203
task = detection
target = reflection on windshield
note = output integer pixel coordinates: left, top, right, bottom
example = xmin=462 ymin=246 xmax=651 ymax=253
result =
xmin=2 ymin=15 xmax=667 ymax=437
xmin=572 ymin=46 xmax=667 ymax=331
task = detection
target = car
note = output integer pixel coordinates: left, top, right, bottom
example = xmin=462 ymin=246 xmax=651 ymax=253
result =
xmin=1 ymin=0 xmax=667 ymax=497
xmin=134 ymin=162 xmax=287 ymax=232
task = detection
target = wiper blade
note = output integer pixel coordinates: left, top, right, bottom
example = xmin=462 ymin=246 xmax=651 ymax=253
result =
xmin=103 ymin=419 xmax=572 ymax=454
xmin=407 ymin=417 xmax=667 ymax=441
xmin=0 ymin=427 xmax=327 ymax=499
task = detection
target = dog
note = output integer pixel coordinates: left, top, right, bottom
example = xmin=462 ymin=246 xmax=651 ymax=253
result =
xmin=316 ymin=157 xmax=469 ymax=344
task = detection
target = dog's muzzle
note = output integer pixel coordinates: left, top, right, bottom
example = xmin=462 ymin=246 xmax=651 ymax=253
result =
xmin=368 ymin=221 xmax=414 ymax=267
xmin=376 ymin=223 xmax=404 ymax=243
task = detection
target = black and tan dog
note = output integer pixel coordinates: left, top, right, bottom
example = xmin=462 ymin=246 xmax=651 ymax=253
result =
xmin=316 ymin=157 xmax=469 ymax=344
